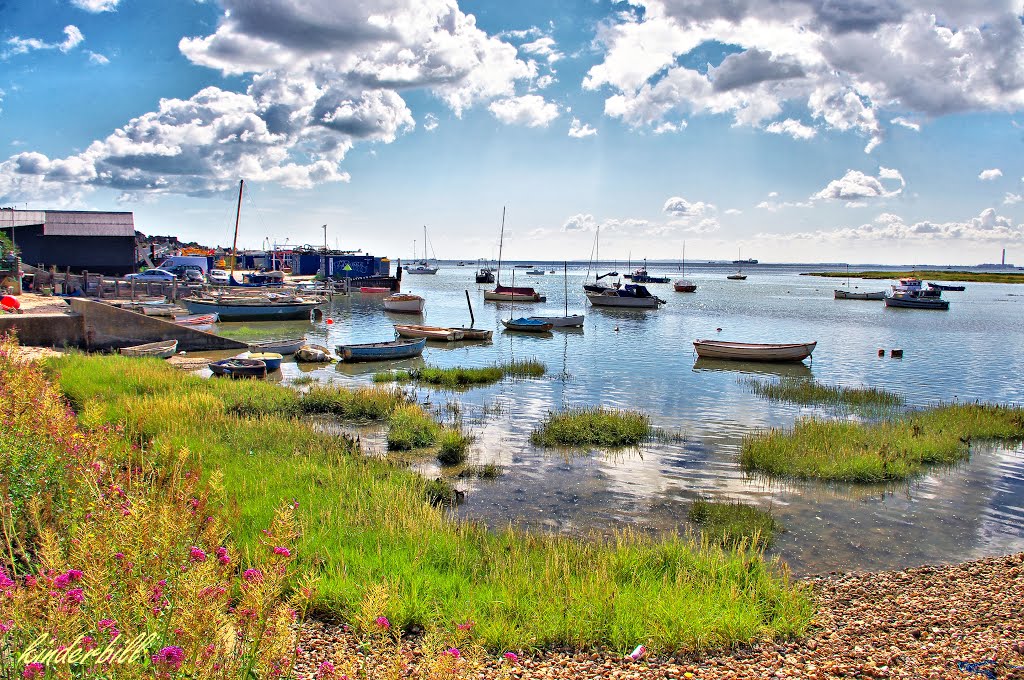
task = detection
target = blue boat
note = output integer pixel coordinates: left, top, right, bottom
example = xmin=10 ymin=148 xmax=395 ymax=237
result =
xmin=180 ymin=297 xmax=321 ymax=321
xmin=336 ymin=337 xmax=426 ymax=362
xmin=247 ymin=352 xmax=283 ymax=370
xmin=501 ymin=317 xmax=553 ymax=332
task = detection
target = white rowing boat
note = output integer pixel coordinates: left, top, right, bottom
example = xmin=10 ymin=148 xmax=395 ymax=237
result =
xmin=119 ymin=339 xmax=179 ymax=359
xmin=692 ymin=339 xmax=816 ymax=362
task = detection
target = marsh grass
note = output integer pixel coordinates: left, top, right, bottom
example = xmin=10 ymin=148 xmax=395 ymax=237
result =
xmin=531 ymin=407 xmax=653 ymax=448
xmin=301 ymin=384 xmax=411 ymax=420
xmin=436 ymin=429 xmax=471 ymax=465
xmin=746 ymin=377 xmax=904 ymax=410
xmin=387 ymin=404 xmax=442 ymax=450
xmin=458 ymin=463 xmax=502 ymax=479
xmin=689 ymin=500 xmax=783 ymax=549
xmin=48 ymin=353 xmax=813 ymax=652
xmin=373 ymin=359 xmax=546 ymax=389
xmin=742 ymin=403 xmax=1024 ymax=482
xmin=291 ymin=374 xmax=316 ymax=386
xmin=803 ymin=269 xmax=1024 ymax=284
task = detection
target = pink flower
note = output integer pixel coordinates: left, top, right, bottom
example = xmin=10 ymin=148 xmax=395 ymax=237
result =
xmin=216 ymin=547 xmax=230 ymax=565
xmin=65 ymin=569 xmax=84 ymax=582
xmin=23 ymin=575 xmax=36 ymax=587
xmin=503 ymin=652 xmax=518 ymax=662
xmin=80 ymin=636 xmax=97 ymax=651
xmin=189 ymin=546 xmax=207 ymax=562
xmin=315 ymin=661 xmax=335 ymax=680
xmin=152 ymin=646 xmax=185 ymax=671
xmin=98 ymin=619 xmax=116 ymax=631
xmin=457 ymin=620 xmax=474 ymax=631
xmin=444 ymin=648 xmax=461 ymax=659
xmin=375 ymin=616 xmax=390 ymax=630
xmin=0 ymin=571 xmax=15 ymax=592
xmin=272 ymin=546 xmax=291 ymax=557
xmin=22 ymin=663 xmax=44 ymax=679
xmin=0 ymin=620 xmax=13 ymax=635
xmin=243 ymin=568 xmax=263 ymax=582
xmin=113 ymin=553 xmax=125 ymax=561
xmin=66 ymin=588 xmax=84 ymax=605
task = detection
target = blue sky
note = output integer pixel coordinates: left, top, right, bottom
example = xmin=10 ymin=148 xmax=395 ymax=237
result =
xmin=2 ymin=0 xmax=1024 ymax=264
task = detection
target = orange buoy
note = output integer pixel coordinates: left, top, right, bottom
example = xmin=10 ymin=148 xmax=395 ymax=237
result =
xmin=326 ymin=318 xmax=334 ymax=325
xmin=0 ymin=295 xmax=19 ymax=310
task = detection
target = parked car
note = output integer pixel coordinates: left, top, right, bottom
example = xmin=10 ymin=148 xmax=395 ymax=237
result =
xmin=125 ymin=268 xmax=176 ymax=282
xmin=208 ymin=269 xmax=231 ymax=284
xmin=164 ymin=264 xmax=205 ymax=282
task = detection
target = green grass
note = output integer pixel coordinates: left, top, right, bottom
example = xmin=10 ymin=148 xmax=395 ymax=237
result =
xmin=436 ymin=429 xmax=471 ymax=465
xmin=387 ymin=404 xmax=442 ymax=450
xmin=291 ymin=374 xmax=316 ymax=386
xmin=742 ymin=403 xmax=1024 ymax=482
xmin=689 ymin=500 xmax=783 ymax=549
xmin=802 ymin=270 xmax=1024 ymax=284
xmin=301 ymin=384 xmax=410 ymax=420
xmin=531 ymin=407 xmax=654 ymax=448
xmin=372 ymin=359 xmax=546 ymax=389
xmin=458 ymin=463 xmax=502 ymax=479
xmin=47 ymin=354 xmax=812 ymax=652
xmin=746 ymin=378 xmax=904 ymax=410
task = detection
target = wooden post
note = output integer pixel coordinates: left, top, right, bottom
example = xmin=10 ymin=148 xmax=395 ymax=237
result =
xmin=130 ymin=277 xmax=136 ymax=301
xmin=172 ymin=277 xmax=178 ymax=302
xmin=82 ymin=271 xmax=89 ymax=296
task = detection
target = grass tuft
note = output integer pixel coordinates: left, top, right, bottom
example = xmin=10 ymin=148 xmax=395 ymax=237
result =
xmin=742 ymin=403 xmax=1024 ymax=482
xmin=437 ymin=429 xmax=471 ymax=465
xmin=301 ymin=384 xmax=410 ymax=420
xmin=689 ymin=500 xmax=783 ymax=549
xmin=387 ymin=404 xmax=442 ymax=450
xmin=372 ymin=359 xmax=546 ymax=389
xmin=531 ymin=407 xmax=653 ymax=448
xmin=746 ymin=378 xmax=904 ymax=409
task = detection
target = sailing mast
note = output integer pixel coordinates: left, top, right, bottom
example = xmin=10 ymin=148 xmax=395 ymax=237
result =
xmin=229 ymin=179 xmax=243 ymax=283
xmin=563 ymin=261 xmax=568 ymax=316
xmin=495 ymin=207 xmax=506 ymax=287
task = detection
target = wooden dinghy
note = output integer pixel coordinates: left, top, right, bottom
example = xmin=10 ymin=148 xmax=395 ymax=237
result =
xmin=247 ymin=337 xmax=305 ymax=355
xmin=834 ymin=289 xmax=885 ymax=300
xmin=246 ymin=352 xmax=283 ymax=370
xmin=209 ymin=358 xmax=267 ymax=379
xmin=394 ymin=324 xmax=466 ymax=342
xmin=119 ymin=339 xmax=179 ymax=359
xmin=173 ymin=313 xmax=219 ymax=326
xmin=383 ymin=293 xmax=426 ymax=314
xmin=336 ymin=337 xmax=426 ymax=362
xmin=693 ymin=339 xmax=817 ymax=362
xmin=458 ymin=328 xmax=493 ymax=341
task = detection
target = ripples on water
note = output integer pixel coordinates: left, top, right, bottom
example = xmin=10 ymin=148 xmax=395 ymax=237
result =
xmin=215 ymin=264 xmax=1024 ymax=574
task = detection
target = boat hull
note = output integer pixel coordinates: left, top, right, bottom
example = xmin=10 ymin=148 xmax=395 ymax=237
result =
xmin=181 ymin=298 xmax=319 ymax=321
xmin=383 ymin=295 xmax=425 ymax=313
xmin=247 ymin=352 xmax=283 ymax=370
xmin=727 ymin=274 xmax=747 ymax=280
xmin=528 ymin=314 xmax=584 ymax=327
xmin=209 ymin=358 xmax=267 ymax=378
xmin=586 ymin=293 xmax=661 ymax=308
xmin=174 ymin=313 xmax=219 ymax=325
xmin=502 ymin=318 xmax=553 ymax=332
xmin=336 ymin=337 xmax=426 ymax=362
xmin=673 ymin=280 xmax=697 ymax=292
xmin=693 ymin=339 xmax=817 ymax=362
xmin=247 ymin=337 xmax=305 ymax=355
xmin=835 ymin=290 xmax=885 ymax=300
xmin=459 ymin=328 xmax=493 ymax=341
xmin=884 ymin=296 xmax=950 ymax=310
xmin=394 ymin=325 xmax=465 ymax=341
xmin=483 ymin=291 xmax=546 ymax=302
xmin=119 ymin=340 xmax=179 ymax=359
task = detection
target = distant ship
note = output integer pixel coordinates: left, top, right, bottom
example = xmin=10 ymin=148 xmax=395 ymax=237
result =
xmin=732 ymin=258 xmax=758 ymax=265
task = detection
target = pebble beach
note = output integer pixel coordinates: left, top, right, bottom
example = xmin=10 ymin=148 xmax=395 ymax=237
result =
xmin=295 ymin=552 xmax=1024 ymax=679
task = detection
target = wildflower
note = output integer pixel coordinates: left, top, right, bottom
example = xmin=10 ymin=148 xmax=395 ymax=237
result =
xmin=272 ymin=546 xmax=291 ymax=557
xmin=243 ymin=568 xmax=263 ymax=582
xmin=66 ymin=588 xmax=85 ymax=605
xmin=80 ymin=636 xmax=97 ymax=651
xmin=216 ymin=546 xmax=230 ymax=566
xmin=315 ymin=661 xmax=335 ymax=680
xmin=22 ymin=663 xmax=44 ymax=679
xmin=152 ymin=646 xmax=185 ymax=671
xmin=189 ymin=546 xmax=207 ymax=562
xmin=113 ymin=553 xmax=125 ymax=561
xmin=375 ymin=616 xmax=390 ymax=630
xmin=24 ymin=575 xmax=36 ymax=587
xmin=444 ymin=648 xmax=461 ymax=659
xmin=65 ymin=569 xmax=84 ymax=582
xmin=0 ymin=620 xmax=13 ymax=635
xmin=0 ymin=571 xmax=15 ymax=592
xmin=98 ymin=619 xmax=116 ymax=630
xmin=503 ymin=652 xmax=518 ymax=662
xmin=457 ymin=620 xmax=474 ymax=631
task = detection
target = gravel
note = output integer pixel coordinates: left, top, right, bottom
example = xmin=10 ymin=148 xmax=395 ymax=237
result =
xmin=294 ymin=552 xmax=1024 ymax=679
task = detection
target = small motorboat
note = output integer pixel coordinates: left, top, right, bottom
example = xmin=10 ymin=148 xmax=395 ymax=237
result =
xmin=928 ymin=282 xmax=966 ymax=292
xmin=884 ymin=291 xmax=950 ymax=310
xmin=383 ymin=293 xmax=426 ymax=314
xmin=295 ymin=344 xmax=332 ymax=362
xmin=173 ymin=313 xmax=219 ymax=326
xmin=475 ymin=268 xmax=495 ymax=284
xmin=119 ymin=340 xmax=179 ymax=359
xmin=336 ymin=337 xmax=426 ymax=362
xmin=209 ymin=358 xmax=267 ymax=378
xmin=693 ymin=339 xmax=817 ymax=362
xmin=835 ymin=289 xmax=885 ymax=300
xmin=586 ymin=284 xmax=665 ymax=309
xmin=248 ymin=337 xmax=305 ymax=355
xmin=180 ymin=297 xmax=322 ymax=321
xmin=527 ymin=314 xmax=584 ymax=328
xmin=673 ymin=279 xmax=697 ymax=293
xmin=502 ymin=317 xmax=554 ymax=332
xmin=483 ymin=285 xmax=546 ymax=302
xmin=247 ymin=352 xmax=283 ymax=370
xmin=394 ymin=325 xmax=466 ymax=342
xmin=626 ymin=268 xmax=670 ymax=284
xmin=727 ymin=273 xmax=747 ymax=280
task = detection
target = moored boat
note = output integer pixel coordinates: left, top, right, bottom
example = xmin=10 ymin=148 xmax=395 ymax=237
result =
xmin=295 ymin=344 xmax=332 ymax=362
xmin=119 ymin=339 xmax=179 ymax=359
xmin=360 ymin=286 xmax=391 ymax=294
xmin=674 ymin=279 xmax=697 ymax=292
xmin=180 ymin=297 xmax=321 ymax=321
xmin=502 ymin=318 xmax=553 ymax=332
xmin=928 ymin=282 xmax=966 ymax=292
xmin=526 ymin=269 xmax=545 ymax=275
xmin=247 ymin=337 xmax=305 ymax=355
xmin=383 ymin=293 xmax=426 ymax=314
xmin=336 ymin=337 xmax=426 ymax=362
xmin=483 ymin=285 xmax=546 ymax=302
xmin=884 ymin=291 xmax=950 ymax=310
xmin=727 ymin=273 xmax=747 ymax=280
xmin=394 ymin=324 xmax=465 ymax=341
xmin=247 ymin=352 xmax=283 ymax=370
xmin=586 ymin=284 xmax=665 ymax=308
xmin=209 ymin=358 xmax=267 ymax=378
xmin=173 ymin=313 xmax=220 ymax=326
xmin=528 ymin=314 xmax=584 ymax=328
xmin=458 ymin=328 xmax=493 ymax=341
xmin=834 ymin=289 xmax=885 ymax=300
xmin=693 ymin=339 xmax=816 ymax=362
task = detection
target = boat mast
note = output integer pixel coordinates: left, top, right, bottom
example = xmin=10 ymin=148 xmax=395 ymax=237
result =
xmin=682 ymin=241 xmax=686 ymax=277
xmin=563 ymin=261 xmax=568 ymax=316
xmin=229 ymin=179 xmax=243 ymax=283
xmin=495 ymin=207 xmax=506 ymax=287
xmin=595 ymin=224 xmax=600 ymax=282
xmin=423 ymin=225 xmax=428 ymax=262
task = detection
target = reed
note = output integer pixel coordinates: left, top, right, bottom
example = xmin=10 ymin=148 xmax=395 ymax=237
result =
xmin=373 ymin=369 xmax=413 ymax=383
xmin=531 ymin=407 xmax=653 ymax=447
xmin=300 ymin=383 xmax=410 ymax=420
xmin=436 ymin=429 xmax=471 ymax=465
xmin=372 ymin=360 xmax=545 ymax=389
xmin=802 ymin=270 xmax=1024 ymax=284
xmin=689 ymin=500 xmax=783 ymax=549
xmin=47 ymin=353 xmax=812 ymax=652
xmin=500 ymin=358 xmax=546 ymax=378
xmin=746 ymin=377 xmax=904 ymax=409
xmin=742 ymin=403 xmax=1024 ymax=482
xmin=387 ymin=404 xmax=442 ymax=450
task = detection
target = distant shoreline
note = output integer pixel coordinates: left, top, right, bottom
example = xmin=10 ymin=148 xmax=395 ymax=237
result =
xmin=802 ymin=270 xmax=1024 ymax=284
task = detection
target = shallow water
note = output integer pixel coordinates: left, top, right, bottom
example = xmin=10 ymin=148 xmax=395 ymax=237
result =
xmin=213 ymin=263 xmax=1024 ymax=574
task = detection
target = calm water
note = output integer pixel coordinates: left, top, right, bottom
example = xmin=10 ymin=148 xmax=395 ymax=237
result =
xmin=212 ymin=263 xmax=1024 ymax=574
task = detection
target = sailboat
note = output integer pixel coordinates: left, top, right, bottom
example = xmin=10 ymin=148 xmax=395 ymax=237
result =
xmin=583 ymin=224 xmax=620 ymax=293
xmin=727 ymin=247 xmax=748 ymax=280
xmin=834 ymin=263 xmax=885 ymax=300
xmin=501 ymin=271 xmax=553 ymax=331
xmin=406 ymin=226 xmax=439 ymax=274
xmin=483 ymin=207 xmax=546 ymax=302
xmin=674 ymin=242 xmax=697 ymax=292
xmin=530 ymin=261 xmax=585 ymax=327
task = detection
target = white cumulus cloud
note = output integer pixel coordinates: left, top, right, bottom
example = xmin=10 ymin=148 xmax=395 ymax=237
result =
xmin=978 ymin=168 xmax=1003 ymax=181
xmin=71 ymin=0 xmax=120 ymax=11
xmin=568 ymin=118 xmax=597 ymax=138
xmin=488 ymin=95 xmax=559 ymax=127
xmin=814 ymin=168 xmax=904 ymax=202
